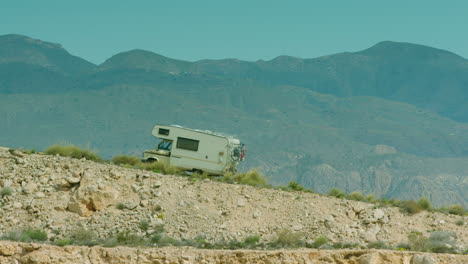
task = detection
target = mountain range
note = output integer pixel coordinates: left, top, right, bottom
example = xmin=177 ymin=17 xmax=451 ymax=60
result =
xmin=1 ymin=34 xmax=467 ymax=206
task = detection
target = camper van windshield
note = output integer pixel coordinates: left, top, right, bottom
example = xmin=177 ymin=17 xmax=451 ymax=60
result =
xmin=158 ymin=140 xmax=172 ymax=150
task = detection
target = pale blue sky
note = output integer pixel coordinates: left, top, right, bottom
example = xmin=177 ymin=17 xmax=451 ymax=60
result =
xmin=1 ymin=0 xmax=467 ymax=64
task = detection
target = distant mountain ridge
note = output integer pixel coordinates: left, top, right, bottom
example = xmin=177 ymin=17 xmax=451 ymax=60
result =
xmin=1 ymin=34 xmax=467 ymax=206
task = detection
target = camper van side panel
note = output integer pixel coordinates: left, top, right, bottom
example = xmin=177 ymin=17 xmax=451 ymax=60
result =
xmin=154 ymin=125 xmax=229 ymax=173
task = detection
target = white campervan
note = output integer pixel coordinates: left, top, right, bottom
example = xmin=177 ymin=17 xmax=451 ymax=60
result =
xmin=143 ymin=124 xmax=246 ymax=175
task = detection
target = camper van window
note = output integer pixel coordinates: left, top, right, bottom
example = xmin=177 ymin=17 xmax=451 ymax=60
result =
xmin=176 ymin=137 xmax=199 ymax=151
xmin=158 ymin=140 xmax=172 ymax=150
xmin=159 ymin=128 xmax=170 ymax=136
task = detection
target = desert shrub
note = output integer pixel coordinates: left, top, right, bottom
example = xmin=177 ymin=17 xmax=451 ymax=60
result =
xmin=426 ymin=231 xmax=457 ymax=253
xmin=417 ymin=197 xmax=432 ymax=211
xmin=222 ymin=169 xmax=267 ymax=187
xmin=447 ymin=205 xmax=465 ymax=216
xmin=288 ymin=181 xmax=304 ymax=191
xmin=2 ymin=228 xmax=48 ymax=242
xmin=55 ymin=238 xmax=73 ymax=247
xmin=191 ymin=170 xmax=210 ymax=179
xmin=157 ymin=236 xmax=181 ymax=246
xmin=112 ymin=155 xmax=141 ymax=166
xmin=23 ymin=229 xmax=48 ymax=241
xmin=138 ymin=220 xmax=149 ymax=232
xmin=365 ymin=194 xmax=377 ymax=203
xmin=138 ymin=161 xmax=180 ymax=175
xmin=396 ymin=242 xmax=411 ymax=251
xmin=389 ymin=198 xmax=402 ymax=207
xmin=0 ymin=186 xmax=12 ymax=197
xmin=328 ymin=188 xmax=345 ymax=198
xmin=347 ymin=191 xmax=365 ymax=201
xmin=115 ymin=231 xmax=147 ymax=246
xmin=68 ymin=227 xmax=98 ymax=246
xmin=45 ymin=145 xmax=101 ymax=161
xmin=407 ymin=231 xmax=457 ymax=253
xmin=243 ymin=235 xmax=261 ymax=248
xmin=455 ymin=219 xmax=464 ymax=226
xmin=332 ymin=242 xmax=359 ymax=249
xmin=116 ymin=203 xmax=125 ymax=210
xmin=367 ymin=240 xmax=389 ymax=249
xmin=408 ymin=232 xmax=428 ymax=252
xmin=307 ymin=235 xmax=329 ymax=248
xmin=269 ymin=229 xmax=304 ymax=248
xmin=399 ymin=200 xmax=422 ymax=215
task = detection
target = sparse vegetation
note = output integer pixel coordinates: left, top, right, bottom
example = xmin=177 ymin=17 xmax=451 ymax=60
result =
xmin=417 ymin=197 xmax=432 ymax=211
xmin=307 ymin=235 xmax=329 ymax=248
xmin=116 ymin=203 xmax=125 ymax=210
xmin=112 ymin=155 xmax=141 ymax=166
xmin=268 ymin=229 xmax=304 ymax=248
xmin=328 ymin=188 xmax=346 ymax=198
xmin=138 ymin=220 xmax=150 ymax=232
xmin=45 ymin=145 xmax=101 ymax=161
xmin=407 ymin=231 xmax=458 ymax=253
xmin=455 ymin=219 xmax=464 ymax=226
xmin=447 ymin=205 xmax=465 ymax=216
xmin=347 ymin=191 xmax=365 ymax=201
xmin=221 ymin=169 xmax=267 ymax=187
xmin=1 ymin=228 xmax=47 ymax=242
xmin=367 ymin=240 xmax=389 ymax=249
xmin=288 ymin=181 xmax=304 ymax=191
xmin=399 ymin=200 xmax=422 ymax=215
xmin=1 ymin=186 xmax=12 ymax=197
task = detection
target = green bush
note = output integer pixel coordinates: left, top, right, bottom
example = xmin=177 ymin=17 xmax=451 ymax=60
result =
xmin=45 ymin=145 xmax=101 ymax=161
xmin=269 ymin=229 xmax=304 ymax=248
xmin=328 ymin=188 xmax=345 ymax=198
xmin=365 ymin=194 xmax=377 ymax=203
xmin=417 ymin=197 xmax=433 ymax=211
xmin=222 ymin=169 xmax=267 ymax=187
xmin=332 ymin=242 xmax=359 ymax=249
xmin=408 ymin=231 xmax=457 ymax=253
xmin=307 ymin=235 xmax=329 ymax=248
xmin=288 ymin=181 xmax=305 ymax=191
xmin=112 ymin=155 xmax=141 ymax=166
xmin=1 ymin=228 xmax=48 ymax=242
xmin=116 ymin=203 xmax=125 ymax=210
xmin=115 ymin=231 xmax=147 ymax=246
xmin=55 ymin=239 xmax=73 ymax=247
xmin=68 ymin=227 xmax=98 ymax=246
xmin=455 ymin=219 xmax=464 ymax=226
xmin=426 ymin=231 xmax=457 ymax=253
xmin=347 ymin=191 xmax=365 ymax=201
xmin=0 ymin=186 xmax=12 ymax=197
xmin=447 ymin=205 xmax=465 ymax=216
xmin=399 ymin=200 xmax=422 ymax=215
xmin=367 ymin=240 xmax=389 ymax=249
xmin=138 ymin=220 xmax=150 ymax=232
xmin=138 ymin=161 xmax=180 ymax=175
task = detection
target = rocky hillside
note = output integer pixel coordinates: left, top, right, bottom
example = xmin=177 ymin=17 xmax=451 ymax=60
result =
xmin=0 ymin=241 xmax=467 ymax=264
xmin=0 ymin=148 xmax=466 ymax=251
xmin=2 ymin=35 xmax=468 ymax=207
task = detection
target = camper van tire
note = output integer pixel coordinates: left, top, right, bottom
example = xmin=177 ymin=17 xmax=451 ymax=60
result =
xmin=146 ymin=158 xmax=158 ymax=163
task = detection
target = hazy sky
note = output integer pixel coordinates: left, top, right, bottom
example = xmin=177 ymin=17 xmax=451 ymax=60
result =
xmin=1 ymin=0 xmax=467 ymax=64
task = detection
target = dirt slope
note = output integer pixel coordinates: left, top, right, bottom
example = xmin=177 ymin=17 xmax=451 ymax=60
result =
xmin=0 ymin=148 xmax=466 ymax=250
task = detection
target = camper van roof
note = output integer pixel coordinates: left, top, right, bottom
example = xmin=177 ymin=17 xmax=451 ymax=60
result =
xmin=157 ymin=124 xmax=237 ymax=139
xmin=160 ymin=124 xmax=239 ymax=140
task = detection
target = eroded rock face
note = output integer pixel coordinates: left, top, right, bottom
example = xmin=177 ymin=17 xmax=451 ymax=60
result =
xmin=0 ymin=241 xmax=466 ymax=264
xmin=68 ymin=185 xmax=118 ymax=217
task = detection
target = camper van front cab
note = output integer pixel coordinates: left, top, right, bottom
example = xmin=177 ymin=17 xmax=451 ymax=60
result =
xmin=143 ymin=124 xmax=246 ymax=175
